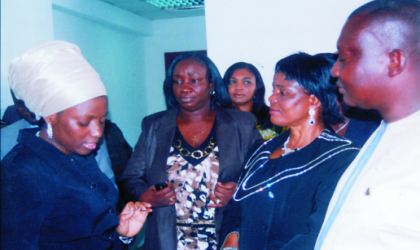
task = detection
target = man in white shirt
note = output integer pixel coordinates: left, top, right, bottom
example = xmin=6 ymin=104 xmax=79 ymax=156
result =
xmin=315 ymin=0 xmax=420 ymax=249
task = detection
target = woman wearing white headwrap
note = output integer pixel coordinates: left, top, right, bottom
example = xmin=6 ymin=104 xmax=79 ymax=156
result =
xmin=1 ymin=41 xmax=151 ymax=249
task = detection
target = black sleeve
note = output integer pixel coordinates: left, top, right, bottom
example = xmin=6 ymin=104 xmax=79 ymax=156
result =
xmin=217 ymin=198 xmax=242 ymax=250
xmin=119 ymin=118 xmax=151 ymax=202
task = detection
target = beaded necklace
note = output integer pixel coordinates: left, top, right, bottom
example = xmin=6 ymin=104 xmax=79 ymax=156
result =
xmin=173 ymin=138 xmax=215 ymax=160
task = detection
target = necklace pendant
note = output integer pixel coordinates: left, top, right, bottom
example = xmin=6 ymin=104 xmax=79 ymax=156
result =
xmin=282 ymin=147 xmax=295 ymax=156
xmin=281 ymin=136 xmax=296 ymax=156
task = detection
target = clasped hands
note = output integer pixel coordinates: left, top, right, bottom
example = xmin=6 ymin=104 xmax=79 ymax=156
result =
xmin=209 ymin=182 xmax=237 ymax=208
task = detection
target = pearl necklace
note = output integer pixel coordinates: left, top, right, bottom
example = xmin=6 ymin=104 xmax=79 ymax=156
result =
xmin=281 ymin=136 xmax=305 ymax=156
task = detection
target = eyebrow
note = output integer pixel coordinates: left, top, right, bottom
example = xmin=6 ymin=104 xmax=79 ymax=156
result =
xmin=231 ymin=76 xmax=251 ymax=79
xmin=173 ymin=72 xmax=200 ymax=77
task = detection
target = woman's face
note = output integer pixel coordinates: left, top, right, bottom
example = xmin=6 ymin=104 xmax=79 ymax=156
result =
xmin=47 ymin=96 xmax=108 ymax=155
xmin=172 ymin=59 xmax=214 ymax=112
xmin=228 ymin=68 xmax=257 ymax=107
xmin=268 ymin=72 xmax=315 ymax=127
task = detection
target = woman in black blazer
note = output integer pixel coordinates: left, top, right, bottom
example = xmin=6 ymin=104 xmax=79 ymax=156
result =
xmin=120 ymin=52 xmax=262 ymax=250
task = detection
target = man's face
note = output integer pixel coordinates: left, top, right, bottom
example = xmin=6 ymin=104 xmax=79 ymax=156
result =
xmin=331 ymin=16 xmax=390 ymax=110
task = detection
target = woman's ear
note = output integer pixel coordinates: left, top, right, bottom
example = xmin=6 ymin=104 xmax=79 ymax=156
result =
xmin=44 ymin=114 xmax=57 ymax=125
xmin=209 ymin=81 xmax=215 ymax=92
xmin=309 ymin=94 xmax=321 ymax=109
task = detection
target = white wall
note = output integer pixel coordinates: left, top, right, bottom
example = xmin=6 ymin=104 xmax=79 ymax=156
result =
xmin=52 ymin=2 xmax=207 ymax=144
xmin=1 ymin=0 xmax=153 ymax=147
xmin=206 ymin=0 xmax=370 ymax=101
xmin=1 ymin=0 xmax=54 ymax=118
xmin=143 ymin=16 xmax=207 ymax=115
xmin=52 ymin=7 xmax=148 ymax=147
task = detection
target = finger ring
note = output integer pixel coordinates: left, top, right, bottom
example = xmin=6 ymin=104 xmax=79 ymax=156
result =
xmin=138 ymin=208 xmax=144 ymax=211
xmin=170 ymin=198 xmax=174 ymax=202
xmin=216 ymin=199 xmax=220 ymax=204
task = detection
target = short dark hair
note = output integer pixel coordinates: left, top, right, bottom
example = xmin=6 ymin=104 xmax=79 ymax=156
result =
xmin=349 ymin=0 xmax=420 ymax=56
xmin=275 ymin=52 xmax=343 ymax=125
xmin=163 ymin=52 xmax=230 ymax=109
xmin=222 ymin=62 xmax=271 ymax=127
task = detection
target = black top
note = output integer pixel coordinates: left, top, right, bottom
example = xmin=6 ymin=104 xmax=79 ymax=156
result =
xmin=219 ymin=129 xmax=360 ymax=250
xmin=1 ymin=128 xmax=123 ymax=250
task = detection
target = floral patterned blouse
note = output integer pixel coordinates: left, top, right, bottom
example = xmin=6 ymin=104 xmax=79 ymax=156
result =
xmin=166 ymin=126 xmax=219 ymax=250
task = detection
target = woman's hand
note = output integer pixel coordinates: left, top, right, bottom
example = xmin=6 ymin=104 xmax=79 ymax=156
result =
xmin=208 ymin=182 xmax=237 ymax=208
xmin=139 ymin=182 xmax=177 ymax=207
xmin=116 ymin=201 xmax=152 ymax=237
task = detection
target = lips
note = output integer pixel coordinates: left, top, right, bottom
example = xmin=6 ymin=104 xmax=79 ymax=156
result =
xmin=336 ymin=81 xmax=346 ymax=94
xmin=335 ymin=79 xmax=342 ymax=87
xmin=338 ymin=87 xmax=347 ymax=94
xmin=83 ymin=143 xmax=97 ymax=150
xmin=179 ymin=96 xmax=193 ymax=102
xmin=233 ymin=93 xmax=244 ymax=98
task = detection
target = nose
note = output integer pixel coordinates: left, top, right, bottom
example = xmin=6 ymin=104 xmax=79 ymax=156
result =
xmin=268 ymin=92 xmax=276 ymax=104
xmin=331 ymin=60 xmax=340 ymax=78
xmin=234 ymin=82 xmax=243 ymax=90
xmin=90 ymin=121 xmax=103 ymax=138
xmin=180 ymin=82 xmax=192 ymax=92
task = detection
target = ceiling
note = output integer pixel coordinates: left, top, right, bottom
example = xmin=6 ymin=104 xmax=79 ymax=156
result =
xmin=98 ymin=0 xmax=205 ymax=20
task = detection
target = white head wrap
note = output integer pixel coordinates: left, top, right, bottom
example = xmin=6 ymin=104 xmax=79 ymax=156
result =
xmin=8 ymin=40 xmax=107 ymax=119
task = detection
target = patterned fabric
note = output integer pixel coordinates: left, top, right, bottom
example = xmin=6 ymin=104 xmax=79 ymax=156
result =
xmin=256 ymin=124 xmax=279 ymax=140
xmin=255 ymin=115 xmax=288 ymax=140
xmin=256 ymin=125 xmax=289 ymax=140
xmin=167 ymin=127 xmax=219 ymax=250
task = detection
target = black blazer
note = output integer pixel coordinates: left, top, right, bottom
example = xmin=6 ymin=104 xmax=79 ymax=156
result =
xmin=120 ymin=105 xmax=262 ymax=250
